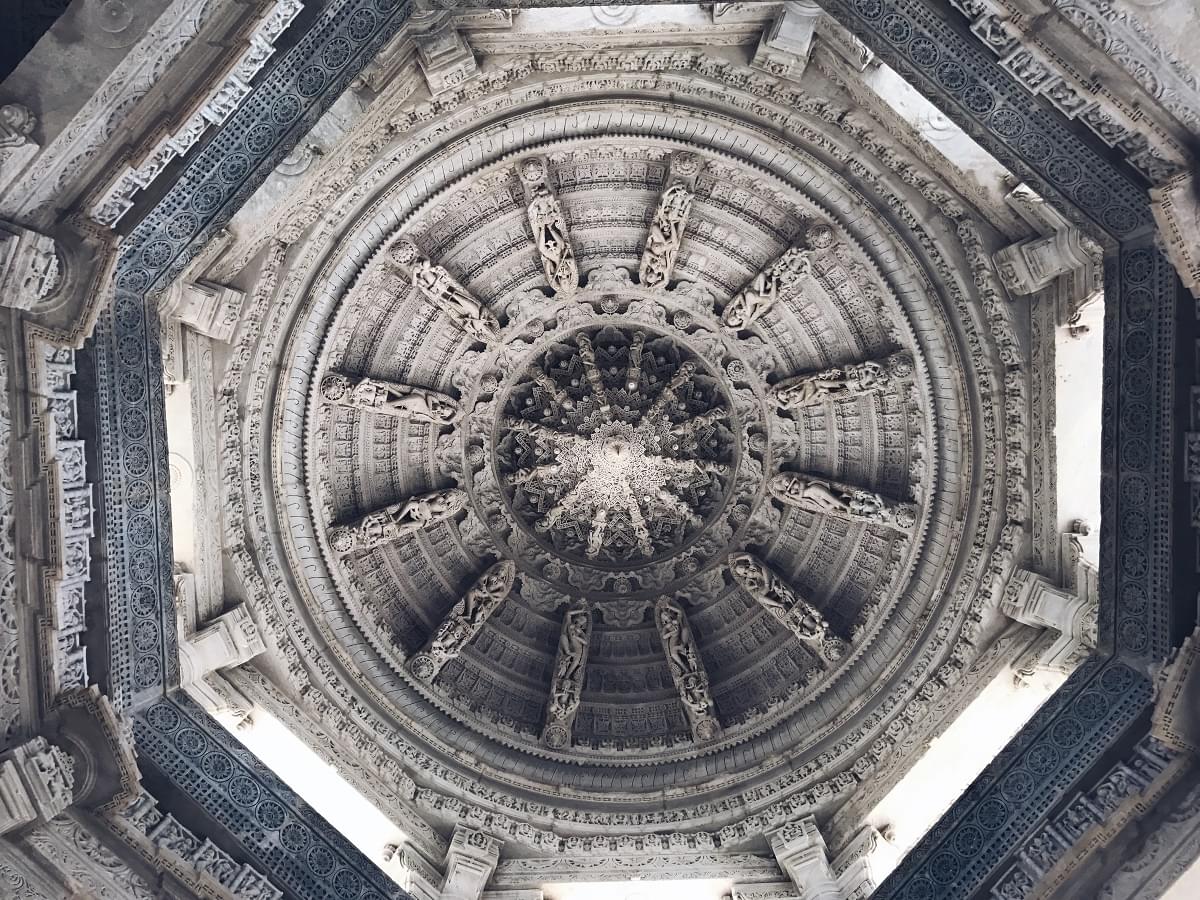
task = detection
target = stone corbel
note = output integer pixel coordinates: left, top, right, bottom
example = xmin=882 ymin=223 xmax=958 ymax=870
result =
xmin=752 ymin=1 xmax=822 ymax=81
xmin=159 ymin=275 xmax=245 ymax=345
xmin=0 ymin=222 xmax=62 ymax=312
xmin=442 ymin=826 xmax=501 ymax=900
xmin=994 ymin=183 xmax=1103 ymax=335
xmin=831 ymin=824 xmax=899 ymax=898
xmin=175 ymin=572 xmax=266 ymax=722
xmin=177 ymin=595 xmax=266 ymax=686
xmin=416 ymin=27 xmax=477 ymax=96
xmin=1001 ymin=567 xmax=1097 ymax=678
xmin=770 ymin=817 xmax=841 ymax=900
xmin=1151 ymin=170 xmax=1200 ymax=301
xmin=383 ymin=842 xmax=442 ymax=900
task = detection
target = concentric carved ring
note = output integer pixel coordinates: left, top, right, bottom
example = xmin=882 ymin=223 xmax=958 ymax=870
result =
xmin=495 ymin=325 xmax=737 ymax=568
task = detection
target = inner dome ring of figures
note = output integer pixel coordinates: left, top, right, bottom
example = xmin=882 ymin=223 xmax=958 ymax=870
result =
xmin=250 ymin=89 xmax=1007 ymax=814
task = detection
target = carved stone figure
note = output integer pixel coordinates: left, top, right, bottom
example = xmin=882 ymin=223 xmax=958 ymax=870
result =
xmin=410 ymin=559 xmax=517 ymax=680
xmin=320 ymin=373 xmax=460 ymax=423
xmin=721 ymin=222 xmax=833 ymax=330
xmin=640 ymin=182 xmax=694 ymax=288
xmin=542 ymin=603 xmax=591 ymax=748
xmin=389 ymin=238 xmax=501 ymax=342
xmin=769 ymin=473 xmax=917 ymax=532
xmin=771 ymin=352 xmax=913 ymax=410
xmin=526 ymin=183 xmax=578 ymax=295
xmin=728 ymin=551 xmax=841 ymax=660
xmin=0 ymin=104 xmax=34 ymax=149
xmin=654 ymin=598 xmax=721 ymax=742
xmin=329 ymin=488 xmax=467 ymax=555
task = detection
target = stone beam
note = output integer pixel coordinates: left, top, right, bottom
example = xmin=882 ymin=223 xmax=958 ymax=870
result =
xmin=728 ymin=551 xmax=844 ymax=662
xmin=541 ymin=602 xmax=591 ymax=749
xmin=768 ymin=472 xmax=917 ymax=533
xmin=770 ymin=817 xmax=841 ymax=900
xmin=328 ymin=488 xmax=467 ymax=556
xmin=770 ymin=350 xmax=914 ymax=411
xmin=517 ymin=155 xmax=578 ymax=297
xmin=654 ymin=597 xmax=721 ymax=743
xmin=639 ymin=152 xmax=701 ymax=289
xmin=409 ymin=560 xmax=516 ymax=681
xmin=751 ymin=1 xmax=823 ymax=81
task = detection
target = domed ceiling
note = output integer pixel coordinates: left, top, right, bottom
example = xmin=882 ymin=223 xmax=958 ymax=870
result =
xmin=225 ymin=56 xmax=1023 ymax=845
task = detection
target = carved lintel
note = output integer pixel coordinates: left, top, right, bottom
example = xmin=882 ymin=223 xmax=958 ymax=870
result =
xmin=518 ymin=155 xmax=578 ymax=296
xmin=320 ymin=372 xmax=461 ymax=423
xmin=654 ymin=597 xmax=721 ymax=743
xmin=409 ymin=560 xmax=516 ymax=681
xmin=728 ymin=552 xmax=843 ymax=662
xmin=0 ymin=738 xmax=75 ymax=835
xmin=639 ymin=153 xmax=702 ymax=289
xmin=768 ymin=472 xmax=917 ymax=533
xmin=0 ymin=222 xmax=61 ymax=311
xmin=388 ymin=237 xmax=501 ymax=343
xmin=721 ymin=221 xmax=834 ymax=331
xmin=771 ymin=350 xmax=913 ymax=410
xmin=328 ymin=487 xmax=468 ymax=555
xmin=442 ymin=826 xmax=501 ymax=900
xmin=541 ymin=602 xmax=591 ymax=749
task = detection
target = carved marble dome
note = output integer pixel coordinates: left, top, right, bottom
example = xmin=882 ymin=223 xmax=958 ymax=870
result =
xmin=232 ymin=58 xmax=1023 ymax=844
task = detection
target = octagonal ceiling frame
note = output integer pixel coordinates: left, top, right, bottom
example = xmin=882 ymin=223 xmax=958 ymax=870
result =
xmin=81 ymin=1 xmax=1181 ymax=899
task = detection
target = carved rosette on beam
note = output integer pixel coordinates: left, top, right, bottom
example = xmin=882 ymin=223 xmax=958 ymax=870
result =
xmin=387 ymin=237 xmax=501 ymax=343
xmin=654 ymin=597 xmax=721 ymax=743
xmin=771 ymin=350 xmax=914 ymax=411
xmin=409 ymin=559 xmax=517 ymax=681
xmin=328 ymin=488 xmax=467 ymax=556
xmin=721 ymin=221 xmax=835 ymax=331
xmin=768 ymin=472 xmax=917 ymax=533
xmin=639 ymin=152 xmax=701 ymax=289
xmin=320 ymin=372 xmax=461 ymax=424
xmin=542 ymin=602 xmax=591 ymax=749
xmin=517 ymin=155 xmax=578 ymax=297
xmin=728 ymin=551 xmax=844 ymax=662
